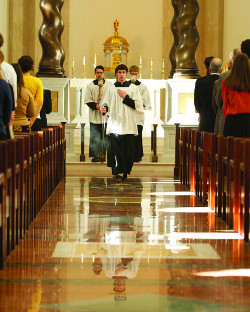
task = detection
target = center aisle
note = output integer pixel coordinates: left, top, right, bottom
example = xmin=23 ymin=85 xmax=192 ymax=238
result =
xmin=0 ymin=177 xmax=249 ymax=312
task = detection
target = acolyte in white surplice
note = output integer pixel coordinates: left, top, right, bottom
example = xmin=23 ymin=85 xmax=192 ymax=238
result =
xmin=101 ymin=81 xmax=143 ymax=135
xmin=84 ymin=79 xmax=113 ymax=124
xmin=132 ymin=80 xmax=151 ymax=126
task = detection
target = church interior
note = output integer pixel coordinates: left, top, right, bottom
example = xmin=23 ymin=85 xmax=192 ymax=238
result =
xmin=0 ymin=0 xmax=250 ymax=311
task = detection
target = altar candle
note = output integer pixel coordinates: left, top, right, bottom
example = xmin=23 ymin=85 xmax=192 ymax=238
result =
xmin=140 ymin=55 xmax=142 ymax=65
xmin=72 ymin=57 xmax=75 ymax=68
xmin=83 ymin=56 xmax=85 ymax=66
xmin=94 ymin=54 xmax=97 ymax=66
xmin=162 ymin=59 xmax=165 ymax=68
xmin=150 ymin=58 xmax=153 ymax=67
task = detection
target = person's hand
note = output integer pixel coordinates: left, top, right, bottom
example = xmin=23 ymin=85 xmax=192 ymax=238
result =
xmin=98 ymin=94 xmax=102 ymax=101
xmin=115 ymin=262 xmax=127 ymax=275
xmin=96 ymin=104 xmax=100 ymax=110
xmin=8 ymin=111 xmax=15 ymax=127
xmin=100 ymin=106 xmax=106 ymax=114
xmin=30 ymin=117 xmax=36 ymax=126
xmin=117 ymin=89 xmax=127 ymax=99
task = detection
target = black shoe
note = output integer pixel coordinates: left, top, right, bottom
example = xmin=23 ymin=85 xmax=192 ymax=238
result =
xmin=122 ymin=173 xmax=127 ymax=181
xmin=98 ymin=155 xmax=106 ymax=162
xmin=113 ymin=174 xmax=123 ymax=180
xmin=91 ymin=157 xmax=99 ymax=162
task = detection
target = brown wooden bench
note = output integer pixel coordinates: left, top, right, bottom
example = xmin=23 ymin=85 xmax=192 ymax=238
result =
xmin=0 ymin=171 xmax=6 ymax=269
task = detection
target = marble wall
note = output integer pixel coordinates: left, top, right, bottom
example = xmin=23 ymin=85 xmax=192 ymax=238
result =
xmin=3 ymin=0 xmax=250 ymax=79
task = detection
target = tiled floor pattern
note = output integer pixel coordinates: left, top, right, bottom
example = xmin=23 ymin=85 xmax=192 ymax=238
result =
xmin=0 ymin=176 xmax=250 ymax=312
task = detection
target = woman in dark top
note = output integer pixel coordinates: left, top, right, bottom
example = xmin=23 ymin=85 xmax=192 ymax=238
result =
xmin=0 ymin=51 xmax=12 ymax=141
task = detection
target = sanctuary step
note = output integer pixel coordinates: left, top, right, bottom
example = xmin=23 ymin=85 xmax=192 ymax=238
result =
xmin=73 ymin=128 xmax=165 ymax=163
xmin=66 ymin=162 xmax=174 ymax=178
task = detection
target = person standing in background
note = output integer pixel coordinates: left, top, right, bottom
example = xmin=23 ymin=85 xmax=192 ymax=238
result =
xmin=129 ymin=65 xmax=151 ymax=162
xmin=18 ymin=55 xmax=43 ymax=131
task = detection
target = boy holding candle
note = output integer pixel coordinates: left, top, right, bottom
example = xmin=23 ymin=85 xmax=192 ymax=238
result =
xmin=84 ymin=65 xmax=113 ymax=162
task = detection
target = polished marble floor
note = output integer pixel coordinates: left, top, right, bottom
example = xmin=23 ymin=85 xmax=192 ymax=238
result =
xmin=0 ymin=176 xmax=250 ymax=312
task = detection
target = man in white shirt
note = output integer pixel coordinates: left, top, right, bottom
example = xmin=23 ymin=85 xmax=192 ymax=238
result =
xmin=0 ymin=33 xmax=17 ymax=127
xmin=129 ymin=65 xmax=151 ymax=162
xmin=100 ymin=64 xmax=143 ymax=180
xmin=84 ymin=65 xmax=113 ymax=162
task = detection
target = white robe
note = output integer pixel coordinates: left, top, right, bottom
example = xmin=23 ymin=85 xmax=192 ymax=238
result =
xmin=101 ymin=231 xmax=146 ymax=279
xmin=1 ymin=61 xmax=17 ymax=107
xmin=135 ymin=82 xmax=151 ymax=126
xmin=84 ymin=80 xmax=113 ymax=124
xmin=101 ymin=82 xmax=143 ymax=135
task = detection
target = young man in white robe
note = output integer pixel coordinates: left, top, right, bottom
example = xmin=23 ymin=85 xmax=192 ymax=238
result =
xmin=100 ymin=64 xmax=143 ymax=180
xmin=84 ymin=65 xmax=113 ymax=162
xmin=129 ymin=65 xmax=151 ymax=162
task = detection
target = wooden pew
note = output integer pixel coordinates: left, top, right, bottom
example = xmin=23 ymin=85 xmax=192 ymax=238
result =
xmin=6 ymin=139 xmax=21 ymax=250
xmin=179 ymin=127 xmax=188 ymax=184
xmin=229 ymin=138 xmax=250 ymax=239
xmin=189 ymin=129 xmax=197 ymax=193
xmin=215 ymin=135 xmax=227 ymax=217
xmin=185 ymin=128 xmax=192 ymax=189
xmin=15 ymin=134 xmax=32 ymax=230
xmin=41 ymin=129 xmax=49 ymax=205
xmin=0 ymin=126 xmax=65 ymax=270
xmin=174 ymin=123 xmax=180 ymax=179
xmin=16 ymin=137 xmax=26 ymax=240
xmin=207 ymin=133 xmax=217 ymax=210
xmin=222 ymin=137 xmax=234 ymax=222
xmin=241 ymin=140 xmax=250 ymax=242
xmin=0 ymin=171 xmax=6 ymax=269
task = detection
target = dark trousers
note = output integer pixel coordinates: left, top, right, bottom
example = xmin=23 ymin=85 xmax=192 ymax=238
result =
xmin=89 ymin=122 xmax=107 ymax=159
xmin=0 ymin=132 xmax=7 ymax=141
xmin=134 ymin=125 xmax=143 ymax=162
xmin=224 ymin=114 xmax=250 ymax=137
xmin=110 ymin=134 xmax=135 ymax=176
xmin=31 ymin=118 xmax=42 ymax=131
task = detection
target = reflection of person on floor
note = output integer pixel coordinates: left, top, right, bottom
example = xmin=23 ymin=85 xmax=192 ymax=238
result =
xmin=92 ymin=257 xmax=103 ymax=275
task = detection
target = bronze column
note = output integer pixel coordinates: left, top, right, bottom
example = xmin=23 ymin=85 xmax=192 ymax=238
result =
xmin=169 ymin=0 xmax=180 ymax=78
xmin=37 ymin=0 xmax=65 ymax=77
xmin=174 ymin=0 xmax=200 ymax=79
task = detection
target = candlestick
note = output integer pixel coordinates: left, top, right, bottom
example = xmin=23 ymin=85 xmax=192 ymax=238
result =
xmin=162 ymin=58 xmax=165 ymax=80
xmin=93 ymin=54 xmax=97 ymax=78
xmin=150 ymin=58 xmax=153 ymax=79
xmin=83 ymin=65 xmax=86 ymax=79
xmin=139 ymin=55 xmax=142 ymax=79
xmin=72 ymin=57 xmax=75 ymax=78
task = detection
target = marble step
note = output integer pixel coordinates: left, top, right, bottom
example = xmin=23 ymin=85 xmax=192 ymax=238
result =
xmin=66 ymin=162 xmax=174 ymax=178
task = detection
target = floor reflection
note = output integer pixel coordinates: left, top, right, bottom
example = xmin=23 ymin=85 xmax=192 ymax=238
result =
xmin=0 ymin=177 xmax=250 ymax=311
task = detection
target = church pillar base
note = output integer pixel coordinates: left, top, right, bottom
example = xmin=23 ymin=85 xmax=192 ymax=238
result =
xmin=173 ymin=69 xmax=200 ymax=79
xmin=159 ymin=124 xmax=176 ymax=164
xmin=37 ymin=66 xmax=64 ymax=78
xmin=65 ymin=123 xmax=78 ymax=162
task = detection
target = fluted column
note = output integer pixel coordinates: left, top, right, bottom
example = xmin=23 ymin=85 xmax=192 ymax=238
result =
xmin=37 ymin=0 xmax=65 ymax=77
xmin=169 ymin=0 xmax=180 ymax=78
xmin=174 ymin=0 xmax=200 ymax=79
